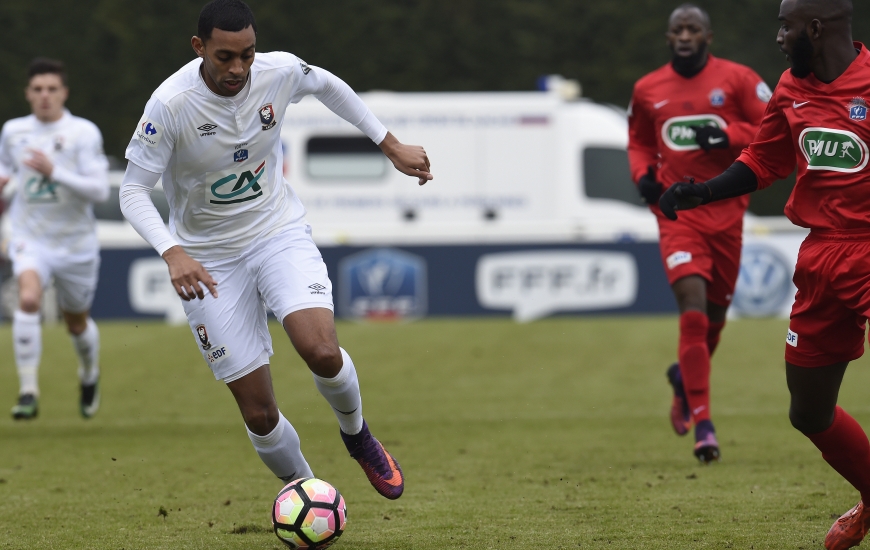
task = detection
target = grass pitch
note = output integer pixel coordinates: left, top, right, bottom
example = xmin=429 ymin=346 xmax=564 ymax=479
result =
xmin=0 ymin=316 xmax=868 ymax=549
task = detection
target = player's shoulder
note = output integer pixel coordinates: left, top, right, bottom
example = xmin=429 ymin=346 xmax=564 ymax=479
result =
xmin=151 ymin=58 xmax=202 ymax=105
xmin=64 ymin=113 xmax=102 ymax=136
xmin=632 ymin=64 xmax=672 ymax=97
xmin=710 ymin=55 xmax=758 ymax=76
xmin=252 ymin=51 xmax=302 ymax=73
xmin=0 ymin=115 xmax=36 ymax=135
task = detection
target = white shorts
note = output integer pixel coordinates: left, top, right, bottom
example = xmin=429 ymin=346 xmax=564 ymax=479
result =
xmin=9 ymin=239 xmax=100 ymax=314
xmin=182 ymin=225 xmax=334 ymax=382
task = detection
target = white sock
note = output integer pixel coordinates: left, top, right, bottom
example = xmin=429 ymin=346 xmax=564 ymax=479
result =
xmin=312 ymin=347 xmax=364 ymax=435
xmin=71 ymin=318 xmax=100 ymax=385
xmin=13 ymin=310 xmax=41 ymax=396
xmin=246 ymin=412 xmax=314 ymax=482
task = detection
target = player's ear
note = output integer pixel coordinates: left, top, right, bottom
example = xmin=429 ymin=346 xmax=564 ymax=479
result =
xmin=809 ymin=19 xmax=824 ymax=40
xmin=191 ymin=36 xmax=206 ymax=58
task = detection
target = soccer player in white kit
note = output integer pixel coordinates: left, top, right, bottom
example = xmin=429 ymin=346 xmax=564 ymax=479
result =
xmin=0 ymin=58 xmax=109 ymax=420
xmin=120 ymin=0 xmax=432 ymax=499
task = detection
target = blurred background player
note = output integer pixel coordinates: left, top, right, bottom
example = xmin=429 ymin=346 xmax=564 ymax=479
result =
xmin=120 ymin=0 xmax=431 ymax=499
xmin=660 ymin=0 xmax=870 ymax=547
xmin=627 ymin=3 xmax=770 ymax=463
xmin=0 ymin=58 xmax=109 ymax=420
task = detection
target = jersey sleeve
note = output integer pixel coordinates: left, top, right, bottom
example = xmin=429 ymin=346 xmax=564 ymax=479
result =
xmin=736 ymin=90 xmax=795 ymax=189
xmin=627 ymin=84 xmax=659 ymax=183
xmin=51 ymin=122 xmax=110 ymax=203
xmin=0 ymin=123 xmax=13 ymax=179
xmin=124 ymin=96 xmax=177 ymax=174
xmin=724 ymin=68 xmax=771 ymax=150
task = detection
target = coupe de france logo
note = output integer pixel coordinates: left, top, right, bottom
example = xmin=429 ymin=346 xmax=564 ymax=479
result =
xmin=338 ymin=248 xmax=427 ymax=320
xmin=849 ymin=97 xmax=868 ymax=121
xmin=259 ymin=103 xmax=277 ymax=130
xmin=732 ymin=244 xmax=793 ymax=317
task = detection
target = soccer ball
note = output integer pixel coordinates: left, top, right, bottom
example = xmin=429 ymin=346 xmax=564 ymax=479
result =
xmin=272 ymin=477 xmax=347 ymax=549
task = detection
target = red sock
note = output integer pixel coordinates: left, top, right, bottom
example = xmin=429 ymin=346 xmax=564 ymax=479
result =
xmin=807 ymin=406 xmax=870 ymax=503
xmin=678 ymin=311 xmax=711 ymax=423
xmin=707 ymin=320 xmax=725 ymax=356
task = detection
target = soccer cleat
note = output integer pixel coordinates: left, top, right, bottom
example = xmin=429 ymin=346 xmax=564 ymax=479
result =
xmin=11 ymin=393 xmax=38 ymax=420
xmin=666 ymin=363 xmax=691 ymax=436
xmin=693 ymin=431 xmax=721 ymax=464
xmin=80 ymin=380 xmax=100 ymax=419
xmin=825 ymin=501 xmax=870 ymax=550
xmin=340 ymin=420 xmax=404 ymax=500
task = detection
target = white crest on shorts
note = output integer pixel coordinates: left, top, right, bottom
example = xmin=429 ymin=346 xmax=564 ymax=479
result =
xmin=195 ymin=324 xmax=212 ymax=350
xmin=666 ymin=251 xmax=692 ymax=270
xmin=786 ymin=329 xmax=798 ymax=347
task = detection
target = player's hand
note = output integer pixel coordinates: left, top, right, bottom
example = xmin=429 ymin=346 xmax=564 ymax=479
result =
xmin=658 ymin=182 xmax=710 ymax=220
xmin=637 ymin=166 xmax=663 ymax=205
xmin=691 ymin=126 xmax=730 ymax=151
xmin=162 ymin=246 xmax=218 ymax=301
xmin=23 ymin=149 xmax=54 ymax=177
xmin=378 ymin=132 xmax=433 ymax=186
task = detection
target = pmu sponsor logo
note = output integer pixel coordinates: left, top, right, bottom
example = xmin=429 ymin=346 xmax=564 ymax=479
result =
xmin=476 ymin=251 xmax=638 ymax=322
xmin=208 ymin=160 xmax=266 ymax=205
xmin=799 ymin=127 xmax=869 ymax=173
xmin=732 ymin=244 xmax=793 ymax=317
xmin=137 ymin=119 xmax=162 ymax=148
xmin=338 ymin=248 xmax=427 ymax=320
xmin=662 ymin=114 xmax=727 ymax=151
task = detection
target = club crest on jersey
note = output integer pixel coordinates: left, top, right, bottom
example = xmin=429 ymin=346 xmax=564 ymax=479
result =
xmin=208 ymin=159 xmax=266 ymax=205
xmin=195 ymin=324 xmax=212 ymax=350
xmin=662 ymin=114 xmax=728 ymax=151
xmin=799 ymin=127 xmax=869 ymax=173
xmin=259 ymin=103 xmax=277 ymax=130
xmin=849 ymin=98 xmax=868 ymax=121
xmin=708 ymin=88 xmax=725 ymax=107
xmin=53 ymin=136 xmax=64 ymax=151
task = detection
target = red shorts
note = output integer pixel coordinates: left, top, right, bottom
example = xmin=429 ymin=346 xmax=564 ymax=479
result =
xmin=657 ymin=219 xmax=742 ymax=307
xmin=786 ymin=229 xmax=870 ymax=368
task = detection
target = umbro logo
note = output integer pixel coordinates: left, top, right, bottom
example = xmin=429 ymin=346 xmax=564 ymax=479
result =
xmin=197 ymin=123 xmax=218 ymax=137
xmin=309 ymin=283 xmax=327 ymax=295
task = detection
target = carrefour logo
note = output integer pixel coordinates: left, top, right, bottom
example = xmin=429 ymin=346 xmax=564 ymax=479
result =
xmin=799 ymin=127 xmax=869 ymax=173
xmin=662 ymin=114 xmax=727 ymax=151
xmin=136 ymin=119 xmax=163 ymax=148
xmin=208 ymin=160 xmax=266 ymax=205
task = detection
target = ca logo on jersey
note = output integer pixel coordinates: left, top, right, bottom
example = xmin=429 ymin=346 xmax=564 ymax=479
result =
xmin=24 ymin=176 xmax=58 ymax=203
xmin=799 ymin=128 xmax=869 ymax=173
xmin=662 ymin=115 xmax=728 ymax=151
xmin=208 ymin=160 xmax=266 ymax=205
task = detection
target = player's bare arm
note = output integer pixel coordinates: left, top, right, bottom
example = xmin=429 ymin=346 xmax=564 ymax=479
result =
xmin=22 ymin=149 xmax=53 ymax=177
xmin=378 ymin=132 xmax=433 ymax=186
xmin=162 ymin=245 xmax=218 ymax=301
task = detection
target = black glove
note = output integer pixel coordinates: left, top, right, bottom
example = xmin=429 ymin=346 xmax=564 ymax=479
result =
xmin=658 ymin=181 xmax=710 ymax=220
xmin=691 ymin=125 xmax=729 ymax=151
xmin=637 ymin=166 xmax=663 ymax=205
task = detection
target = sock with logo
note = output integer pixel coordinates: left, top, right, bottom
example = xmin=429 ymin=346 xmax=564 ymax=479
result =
xmin=13 ymin=310 xmax=41 ymax=396
xmin=678 ymin=310 xmax=711 ymax=424
xmin=312 ymin=347 xmax=364 ymax=436
xmin=71 ymin=318 xmax=100 ymax=385
xmin=807 ymin=406 xmax=870 ymax=503
xmin=246 ymin=412 xmax=314 ymax=482
xmin=707 ymin=320 xmax=725 ymax=356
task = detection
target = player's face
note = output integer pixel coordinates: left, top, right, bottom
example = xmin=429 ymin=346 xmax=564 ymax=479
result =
xmin=666 ymin=10 xmax=711 ymax=59
xmin=192 ymin=26 xmax=256 ymax=97
xmin=25 ymin=73 xmax=68 ymax=123
xmin=777 ymin=0 xmax=814 ymax=78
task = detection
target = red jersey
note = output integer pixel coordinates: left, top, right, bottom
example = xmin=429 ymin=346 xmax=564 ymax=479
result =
xmin=739 ymin=43 xmax=870 ymax=231
xmin=629 ymin=55 xmax=770 ymax=230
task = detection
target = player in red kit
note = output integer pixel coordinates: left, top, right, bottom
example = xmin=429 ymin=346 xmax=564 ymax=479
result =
xmin=627 ymin=3 xmax=769 ymax=463
xmin=660 ymin=0 xmax=870 ymax=547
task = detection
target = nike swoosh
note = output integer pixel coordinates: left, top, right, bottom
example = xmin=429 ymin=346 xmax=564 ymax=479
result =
xmin=381 ymin=444 xmax=404 ymax=486
xmin=693 ymin=406 xmax=707 ymax=415
xmin=654 ymin=100 xmax=670 ymax=109
xmin=793 ymin=101 xmax=810 ymax=109
xmin=708 ymin=137 xmax=725 ymax=144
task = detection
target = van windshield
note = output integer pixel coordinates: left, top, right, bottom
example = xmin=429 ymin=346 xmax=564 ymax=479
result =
xmin=582 ymin=147 xmax=642 ymax=206
xmin=307 ymin=137 xmax=387 ymax=181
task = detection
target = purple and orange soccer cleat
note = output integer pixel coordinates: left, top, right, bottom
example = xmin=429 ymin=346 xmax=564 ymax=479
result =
xmin=825 ymin=501 xmax=870 ymax=550
xmin=340 ymin=420 xmax=404 ymax=500
xmin=667 ymin=363 xmax=691 ymax=436
xmin=693 ymin=429 xmax=721 ymax=464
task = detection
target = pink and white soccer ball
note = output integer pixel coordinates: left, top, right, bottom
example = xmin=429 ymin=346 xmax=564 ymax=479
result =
xmin=272 ymin=478 xmax=347 ymax=549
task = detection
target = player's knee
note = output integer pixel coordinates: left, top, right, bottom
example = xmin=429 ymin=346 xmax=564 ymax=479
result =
xmin=18 ymin=294 xmax=41 ymax=313
xmin=301 ymin=343 xmax=342 ymax=377
xmin=243 ymin=403 xmax=280 ymax=436
xmin=788 ymin=407 xmax=832 ymax=435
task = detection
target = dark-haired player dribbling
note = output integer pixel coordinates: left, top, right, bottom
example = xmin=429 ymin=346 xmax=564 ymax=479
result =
xmin=660 ymin=1 xmax=870 ymax=547
xmin=121 ymin=0 xmax=433 ymax=500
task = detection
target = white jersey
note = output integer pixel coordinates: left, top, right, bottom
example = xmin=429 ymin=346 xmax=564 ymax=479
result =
xmin=0 ymin=111 xmax=109 ymax=256
xmin=124 ymin=52 xmax=387 ymax=261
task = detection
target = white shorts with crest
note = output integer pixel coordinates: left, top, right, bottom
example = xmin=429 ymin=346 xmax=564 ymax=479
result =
xmin=182 ymin=224 xmax=333 ymax=383
xmin=9 ymin=238 xmax=100 ymax=314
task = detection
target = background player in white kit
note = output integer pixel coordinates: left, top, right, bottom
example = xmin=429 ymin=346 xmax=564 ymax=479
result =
xmin=120 ymin=0 xmax=432 ymax=499
xmin=0 ymin=58 xmax=109 ymax=420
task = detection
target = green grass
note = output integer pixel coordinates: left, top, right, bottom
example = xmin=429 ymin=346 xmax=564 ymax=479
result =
xmin=0 ymin=316 xmax=868 ymax=549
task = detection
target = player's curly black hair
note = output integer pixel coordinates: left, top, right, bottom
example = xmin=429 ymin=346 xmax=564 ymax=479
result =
xmin=198 ymin=0 xmax=258 ymax=41
xmin=28 ymin=58 xmax=67 ymax=86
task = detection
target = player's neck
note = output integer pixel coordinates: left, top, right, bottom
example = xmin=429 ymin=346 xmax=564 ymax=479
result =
xmin=812 ymin=40 xmax=859 ymax=84
xmin=671 ymin=52 xmax=708 ymax=78
xmin=33 ymin=110 xmax=64 ymax=124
